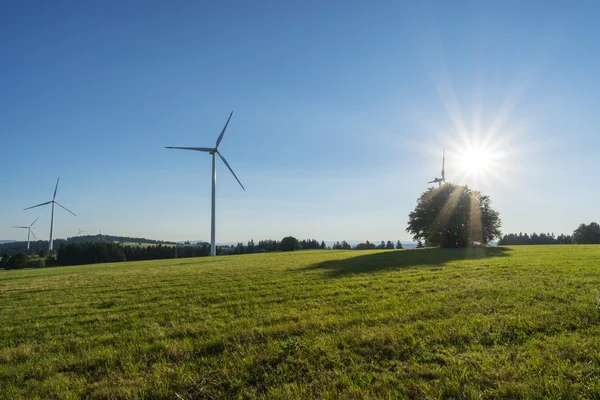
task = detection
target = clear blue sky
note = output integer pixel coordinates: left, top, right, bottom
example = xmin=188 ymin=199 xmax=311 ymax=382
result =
xmin=1 ymin=0 xmax=599 ymax=243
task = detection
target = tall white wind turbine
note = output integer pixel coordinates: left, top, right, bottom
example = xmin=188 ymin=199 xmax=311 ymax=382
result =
xmin=24 ymin=178 xmax=76 ymax=251
xmin=13 ymin=217 xmax=39 ymax=252
xmin=166 ymin=111 xmax=245 ymax=256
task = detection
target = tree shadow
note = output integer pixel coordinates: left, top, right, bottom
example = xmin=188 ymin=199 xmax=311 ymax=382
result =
xmin=303 ymin=247 xmax=512 ymax=278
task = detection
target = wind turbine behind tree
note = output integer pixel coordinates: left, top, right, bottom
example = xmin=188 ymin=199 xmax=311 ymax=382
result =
xmin=428 ymin=149 xmax=446 ymax=187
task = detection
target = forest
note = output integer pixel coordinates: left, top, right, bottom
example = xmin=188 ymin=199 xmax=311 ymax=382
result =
xmin=1 ymin=237 xmax=405 ymax=269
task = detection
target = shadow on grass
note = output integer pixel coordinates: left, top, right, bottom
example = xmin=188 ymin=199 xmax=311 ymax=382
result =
xmin=304 ymin=247 xmax=512 ymax=278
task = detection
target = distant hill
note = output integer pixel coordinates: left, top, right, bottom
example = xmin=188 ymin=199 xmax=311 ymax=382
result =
xmin=67 ymin=234 xmax=178 ymax=246
xmin=0 ymin=234 xmax=179 ymax=256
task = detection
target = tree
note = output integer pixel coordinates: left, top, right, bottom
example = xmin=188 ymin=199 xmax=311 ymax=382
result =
xmin=320 ymin=240 xmax=326 ymax=249
xmin=416 ymin=240 xmax=424 ymax=248
xmin=385 ymin=240 xmax=394 ymax=249
xmin=407 ymin=183 xmax=501 ymax=248
xmin=6 ymin=253 xmax=28 ymax=269
xmin=280 ymin=236 xmax=302 ymax=252
xmin=573 ymin=222 xmax=600 ymax=244
xmin=396 ymin=240 xmax=403 ymax=249
xmin=1 ymin=254 xmax=9 ymax=269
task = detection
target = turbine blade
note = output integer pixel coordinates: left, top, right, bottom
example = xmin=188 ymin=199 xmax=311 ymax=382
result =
xmin=24 ymin=201 xmax=52 ymax=211
xmin=165 ymin=146 xmax=214 ymax=152
xmin=217 ymin=151 xmax=245 ymax=191
xmin=55 ymin=202 xmax=77 ymax=216
xmin=441 ymin=149 xmax=445 ymax=179
xmin=215 ymin=111 xmax=233 ymax=149
xmin=30 ymin=217 xmax=40 ymax=227
xmin=53 ymin=177 xmax=60 ymax=200
xmin=30 ymin=230 xmax=37 ymax=240
xmin=13 ymin=226 xmax=28 ymax=229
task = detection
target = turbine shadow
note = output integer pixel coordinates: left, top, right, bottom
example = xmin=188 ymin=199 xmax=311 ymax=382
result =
xmin=304 ymin=247 xmax=512 ymax=278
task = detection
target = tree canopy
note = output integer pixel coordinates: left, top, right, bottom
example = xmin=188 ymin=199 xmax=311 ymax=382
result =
xmin=280 ymin=236 xmax=302 ymax=252
xmin=407 ymin=183 xmax=502 ymax=248
xmin=573 ymin=222 xmax=600 ymax=244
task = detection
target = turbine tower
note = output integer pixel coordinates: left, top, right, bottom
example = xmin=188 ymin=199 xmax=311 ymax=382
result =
xmin=166 ymin=111 xmax=245 ymax=256
xmin=13 ymin=217 xmax=39 ymax=253
xmin=24 ymin=178 xmax=76 ymax=252
xmin=427 ymin=149 xmax=446 ymax=187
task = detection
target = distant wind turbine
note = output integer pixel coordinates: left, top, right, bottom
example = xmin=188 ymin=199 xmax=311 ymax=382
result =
xmin=166 ymin=111 xmax=245 ymax=256
xmin=428 ymin=149 xmax=446 ymax=187
xmin=24 ymin=178 xmax=76 ymax=251
xmin=13 ymin=217 xmax=39 ymax=252
xmin=78 ymin=229 xmax=85 ymax=236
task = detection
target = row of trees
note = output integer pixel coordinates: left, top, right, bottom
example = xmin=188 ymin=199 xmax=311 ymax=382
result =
xmin=57 ymin=242 xmax=216 ymax=266
xmin=225 ymin=238 xmax=326 ymax=254
xmin=40 ymin=238 xmax=330 ymax=267
xmin=498 ymin=232 xmax=573 ymax=245
xmin=0 ymin=253 xmax=46 ymax=269
xmin=3 ymin=235 xmax=412 ymax=268
xmin=331 ymin=240 xmax=403 ymax=250
xmin=209 ymin=238 xmax=406 ymax=255
xmin=497 ymin=223 xmax=600 ymax=245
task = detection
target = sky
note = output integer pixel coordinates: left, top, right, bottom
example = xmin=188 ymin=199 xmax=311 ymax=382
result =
xmin=1 ymin=0 xmax=599 ymax=244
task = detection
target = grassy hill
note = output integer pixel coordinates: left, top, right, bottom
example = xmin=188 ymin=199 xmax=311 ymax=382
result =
xmin=2 ymin=246 xmax=600 ymax=399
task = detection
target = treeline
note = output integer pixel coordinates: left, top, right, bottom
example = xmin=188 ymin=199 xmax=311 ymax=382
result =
xmin=332 ymin=240 xmax=403 ymax=250
xmin=54 ymin=238 xmax=329 ymax=266
xmin=498 ymin=232 xmax=573 ymax=245
xmin=0 ymin=253 xmax=46 ymax=270
xmin=225 ymin=239 xmax=325 ymax=254
xmin=57 ymin=242 xmax=214 ymax=266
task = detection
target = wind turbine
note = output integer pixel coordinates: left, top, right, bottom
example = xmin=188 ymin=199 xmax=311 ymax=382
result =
xmin=78 ymin=229 xmax=85 ymax=236
xmin=24 ymin=178 xmax=76 ymax=252
xmin=13 ymin=217 xmax=39 ymax=253
xmin=428 ymin=149 xmax=446 ymax=187
xmin=166 ymin=111 xmax=245 ymax=256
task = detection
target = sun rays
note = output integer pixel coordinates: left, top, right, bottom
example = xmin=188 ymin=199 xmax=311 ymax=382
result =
xmin=416 ymin=28 xmax=547 ymax=192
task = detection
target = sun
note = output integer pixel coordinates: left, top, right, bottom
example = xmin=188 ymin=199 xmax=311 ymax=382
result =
xmin=459 ymin=146 xmax=493 ymax=174
xmin=454 ymin=144 xmax=504 ymax=186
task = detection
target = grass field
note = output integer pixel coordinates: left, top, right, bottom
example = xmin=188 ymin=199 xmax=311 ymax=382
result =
xmin=2 ymin=246 xmax=600 ymax=399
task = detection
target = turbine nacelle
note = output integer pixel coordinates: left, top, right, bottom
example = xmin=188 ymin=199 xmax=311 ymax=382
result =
xmin=165 ymin=111 xmax=245 ymax=191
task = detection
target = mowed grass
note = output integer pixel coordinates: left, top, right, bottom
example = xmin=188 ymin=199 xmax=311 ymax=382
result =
xmin=2 ymin=246 xmax=600 ymax=399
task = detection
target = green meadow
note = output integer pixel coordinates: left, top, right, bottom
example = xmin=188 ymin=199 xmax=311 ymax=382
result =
xmin=2 ymin=246 xmax=600 ymax=399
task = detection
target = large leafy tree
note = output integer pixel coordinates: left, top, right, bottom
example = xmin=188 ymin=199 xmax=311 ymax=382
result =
xmin=280 ymin=236 xmax=302 ymax=252
xmin=407 ymin=183 xmax=502 ymax=248
xmin=573 ymin=222 xmax=600 ymax=244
